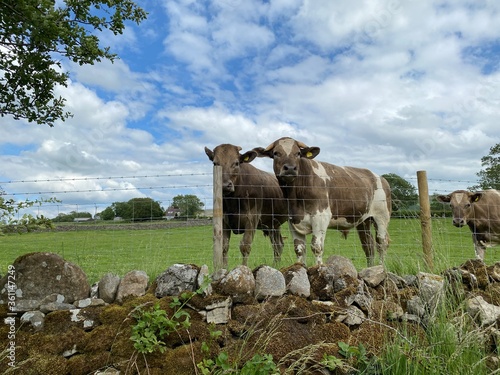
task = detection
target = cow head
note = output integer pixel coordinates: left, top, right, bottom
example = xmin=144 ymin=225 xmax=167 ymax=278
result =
xmin=205 ymin=144 xmax=257 ymax=195
xmin=254 ymin=137 xmax=320 ymax=185
xmin=436 ymin=190 xmax=483 ymax=227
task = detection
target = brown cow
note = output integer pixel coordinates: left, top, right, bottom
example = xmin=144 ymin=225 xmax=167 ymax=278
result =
xmin=253 ymin=137 xmax=391 ymax=266
xmin=205 ymin=144 xmax=287 ymax=267
xmin=437 ymin=189 xmax=500 ymax=260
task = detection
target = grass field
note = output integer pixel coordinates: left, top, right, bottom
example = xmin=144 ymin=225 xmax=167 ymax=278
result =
xmin=0 ymin=218 xmax=494 ymax=283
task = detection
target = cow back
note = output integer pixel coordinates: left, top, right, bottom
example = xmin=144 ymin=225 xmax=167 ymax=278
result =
xmin=470 ymin=190 xmax=500 ymax=233
xmin=287 ymin=158 xmax=389 ymax=223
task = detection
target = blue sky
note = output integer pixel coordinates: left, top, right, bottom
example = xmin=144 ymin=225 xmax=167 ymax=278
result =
xmin=2 ymin=0 xmax=500 ymax=216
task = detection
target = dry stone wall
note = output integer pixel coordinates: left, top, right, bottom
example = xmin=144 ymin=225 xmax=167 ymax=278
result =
xmin=1 ymin=252 xmax=500 ymax=374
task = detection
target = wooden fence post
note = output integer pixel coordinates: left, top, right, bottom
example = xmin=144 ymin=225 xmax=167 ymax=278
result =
xmin=417 ymin=170 xmax=434 ymax=271
xmin=213 ymin=165 xmax=224 ymax=271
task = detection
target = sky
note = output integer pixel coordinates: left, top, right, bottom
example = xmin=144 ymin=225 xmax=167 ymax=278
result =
xmin=2 ymin=0 xmax=500 ymax=217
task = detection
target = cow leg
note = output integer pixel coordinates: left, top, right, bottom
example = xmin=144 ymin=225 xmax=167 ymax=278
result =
xmin=473 ymin=235 xmax=486 ymax=260
xmin=270 ymin=226 xmax=284 ymax=266
xmin=357 ymin=220 xmax=376 ymax=267
xmin=239 ymin=227 xmax=256 ymax=266
xmin=373 ymin=215 xmax=390 ymax=265
xmin=222 ymin=227 xmax=231 ymax=269
xmin=310 ymin=210 xmax=331 ymax=265
xmin=289 ymin=221 xmax=307 ymax=264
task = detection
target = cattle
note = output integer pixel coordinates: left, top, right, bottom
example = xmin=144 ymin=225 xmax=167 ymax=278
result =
xmin=205 ymin=144 xmax=288 ymax=267
xmin=253 ymin=137 xmax=391 ymax=266
xmin=436 ymin=189 xmax=500 ymax=260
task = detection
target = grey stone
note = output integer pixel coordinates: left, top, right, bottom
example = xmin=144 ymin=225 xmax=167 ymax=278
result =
xmin=0 ymin=252 xmax=90 ymax=306
xmin=345 ymin=282 xmax=373 ymax=312
xmin=337 ymin=305 xmax=365 ymax=326
xmin=155 ymin=264 xmax=199 ymax=298
xmin=282 ymin=264 xmax=310 ymax=298
xmin=20 ymin=310 xmax=45 ymax=331
xmin=254 ymin=265 xmax=286 ymax=301
xmin=11 ymin=299 xmax=41 ymax=312
xmin=214 ymin=265 xmax=255 ymax=302
xmin=406 ymin=296 xmax=426 ymax=318
xmin=205 ymin=297 xmax=232 ymax=324
xmin=116 ymin=270 xmax=149 ymax=303
xmin=98 ymin=273 xmax=121 ymax=303
xmin=40 ymin=301 xmax=75 ymax=313
xmin=198 ymin=264 xmax=212 ymax=296
xmin=417 ymin=272 xmax=444 ymax=314
xmin=359 ymin=265 xmax=386 ymax=288
xmin=467 ymin=296 xmax=500 ymax=326
xmin=325 ymin=255 xmax=358 ymax=279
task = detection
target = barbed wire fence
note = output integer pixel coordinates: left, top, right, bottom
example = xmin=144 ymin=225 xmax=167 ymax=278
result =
xmin=0 ymin=171 xmax=489 ymax=282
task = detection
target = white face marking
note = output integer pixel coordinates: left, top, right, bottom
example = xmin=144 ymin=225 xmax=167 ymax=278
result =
xmin=279 ymin=138 xmax=296 ymax=156
xmin=454 ymin=193 xmax=464 ymax=204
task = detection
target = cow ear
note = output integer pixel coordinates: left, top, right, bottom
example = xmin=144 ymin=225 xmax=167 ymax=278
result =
xmin=253 ymin=147 xmax=273 ymax=158
xmin=204 ymin=147 xmax=214 ymax=161
xmin=240 ymin=150 xmax=257 ymax=164
xmin=436 ymin=195 xmax=451 ymax=203
xmin=301 ymin=147 xmax=320 ymax=159
xmin=471 ymin=192 xmax=482 ymax=203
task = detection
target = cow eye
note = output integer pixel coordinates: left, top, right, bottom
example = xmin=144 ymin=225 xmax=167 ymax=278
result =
xmin=273 ymin=151 xmax=280 ymax=157
xmin=464 ymin=203 xmax=471 ymax=209
xmin=213 ymin=162 xmax=220 ymax=166
xmin=232 ymin=161 xmax=240 ymax=168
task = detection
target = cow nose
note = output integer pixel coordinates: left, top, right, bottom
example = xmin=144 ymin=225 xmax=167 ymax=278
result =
xmin=452 ymin=218 xmax=465 ymax=227
xmin=282 ymin=164 xmax=297 ymax=174
xmin=223 ymin=180 xmax=234 ymax=193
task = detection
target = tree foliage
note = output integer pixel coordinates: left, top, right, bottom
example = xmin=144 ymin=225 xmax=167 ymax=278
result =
xmin=0 ymin=0 xmax=147 ymax=126
xmin=52 ymin=210 xmax=92 ymax=222
xmin=471 ymin=143 xmax=500 ymax=190
xmin=103 ymin=197 xmax=164 ymax=221
xmin=382 ymin=173 xmax=418 ymax=211
xmin=0 ymin=188 xmax=57 ymax=233
xmin=171 ymin=194 xmax=205 ymax=218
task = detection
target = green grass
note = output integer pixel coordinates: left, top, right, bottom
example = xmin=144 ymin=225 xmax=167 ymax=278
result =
xmin=0 ymin=218 xmax=491 ymax=283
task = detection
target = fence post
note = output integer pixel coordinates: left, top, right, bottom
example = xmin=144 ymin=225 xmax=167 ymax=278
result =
xmin=213 ymin=165 xmax=224 ymax=271
xmin=417 ymin=170 xmax=434 ymax=271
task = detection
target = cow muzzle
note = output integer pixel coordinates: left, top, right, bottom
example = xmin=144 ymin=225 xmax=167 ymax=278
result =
xmin=452 ymin=218 xmax=466 ymax=227
xmin=278 ymin=164 xmax=298 ymax=183
xmin=222 ymin=180 xmax=235 ymax=194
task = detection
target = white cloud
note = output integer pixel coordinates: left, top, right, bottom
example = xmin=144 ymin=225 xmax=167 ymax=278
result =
xmin=4 ymin=0 xmax=500 ymax=216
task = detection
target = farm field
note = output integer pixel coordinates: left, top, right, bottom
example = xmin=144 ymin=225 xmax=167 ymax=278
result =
xmin=0 ymin=218 xmax=492 ymax=283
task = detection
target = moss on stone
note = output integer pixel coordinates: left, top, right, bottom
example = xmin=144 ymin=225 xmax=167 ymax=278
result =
xmin=7 ymin=354 xmax=68 ymax=375
xmin=66 ymin=352 xmax=110 ymax=375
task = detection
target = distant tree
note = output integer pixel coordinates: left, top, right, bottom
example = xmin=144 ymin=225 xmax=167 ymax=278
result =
xmin=52 ymin=211 xmax=92 ymax=222
xmin=105 ymin=198 xmax=163 ymax=221
xmin=112 ymin=201 xmax=132 ymax=219
xmin=128 ymin=198 xmax=164 ymax=221
xmin=171 ymin=195 xmax=205 ymax=218
xmin=0 ymin=0 xmax=147 ymax=126
xmin=382 ymin=173 xmax=418 ymax=211
xmin=100 ymin=206 xmax=115 ymax=221
xmin=470 ymin=143 xmax=500 ymax=190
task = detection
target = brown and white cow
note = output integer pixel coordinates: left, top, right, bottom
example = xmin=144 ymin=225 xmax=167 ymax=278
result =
xmin=205 ymin=144 xmax=288 ymax=267
xmin=253 ymin=137 xmax=391 ymax=266
xmin=437 ymin=189 xmax=500 ymax=260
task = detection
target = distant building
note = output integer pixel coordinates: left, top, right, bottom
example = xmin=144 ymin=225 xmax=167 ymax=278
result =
xmin=165 ymin=206 xmax=181 ymax=220
xmin=73 ymin=217 xmax=92 ymax=223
